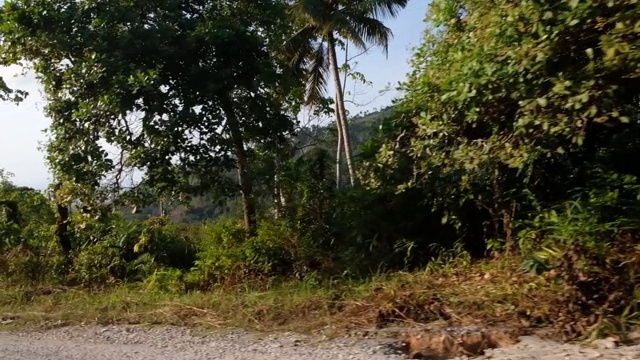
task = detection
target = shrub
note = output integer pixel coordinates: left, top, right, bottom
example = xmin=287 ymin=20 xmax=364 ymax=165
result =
xmin=189 ymin=218 xmax=248 ymax=288
xmin=0 ymin=244 xmax=66 ymax=285
xmin=73 ymin=241 xmax=126 ymax=286
xmin=69 ymin=214 xmax=198 ymax=285
xmin=518 ymin=177 xmax=640 ymax=340
xmin=133 ymin=217 xmax=197 ymax=270
xmin=189 ymin=217 xmax=321 ymax=288
xmin=144 ymin=268 xmax=185 ymax=293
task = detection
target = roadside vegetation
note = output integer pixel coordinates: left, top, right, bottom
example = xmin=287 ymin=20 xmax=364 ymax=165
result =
xmin=1 ymin=0 xmax=640 ymax=343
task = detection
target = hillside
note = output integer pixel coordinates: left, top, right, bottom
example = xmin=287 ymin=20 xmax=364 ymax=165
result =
xmin=294 ymin=105 xmax=395 ymax=156
xmin=123 ymin=106 xmax=396 ymax=223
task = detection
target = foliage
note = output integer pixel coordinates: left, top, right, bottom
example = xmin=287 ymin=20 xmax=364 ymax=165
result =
xmin=73 ymin=240 xmax=127 ymax=286
xmin=2 ymin=0 xmax=640 ymax=341
xmin=271 ymin=148 xmax=460 ymax=277
xmin=69 ymin=214 xmax=197 ymax=286
xmin=0 ymin=0 xmax=300 ymax=233
xmin=188 ymin=217 xmax=321 ymax=288
xmin=0 ymin=174 xmax=55 ymax=248
xmin=550 ymin=237 xmax=640 ymax=341
xmin=0 ymin=173 xmax=63 ymax=284
xmin=361 ymin=0 xmax=640 ymax=338
xmin=286 ymin=0 xmax=408 ymax=106
xmin=143 ymin=268 xmax=185 ymax=294
xmin=0 ymin=245 xmax=66 ymax=285
xmin=0 ymin=69 xmax=27 ymax=103
xmin=367 ymin=0 xmax=640 ymax=250
xmin=516 ymin=192 xmax=640 ymax=340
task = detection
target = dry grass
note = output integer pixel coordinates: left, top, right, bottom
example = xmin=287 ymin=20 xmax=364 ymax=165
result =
xmin=0 ymin=256 xmax=565 ymax=336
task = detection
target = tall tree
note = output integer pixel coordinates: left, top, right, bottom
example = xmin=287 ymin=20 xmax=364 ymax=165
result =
xmin=0 ymin=0 xmax=297 ymax=235
xmin=285 ymin=0 xmax=409 ymax=186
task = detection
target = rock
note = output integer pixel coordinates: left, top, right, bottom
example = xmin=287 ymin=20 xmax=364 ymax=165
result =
xmin=401 ymin=327 xmax=520 ymax=359
xmin=591 ymin=338 xmax=617 ymax=350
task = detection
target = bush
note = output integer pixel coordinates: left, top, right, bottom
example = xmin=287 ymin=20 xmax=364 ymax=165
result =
xmin=276 ymin=147 xmax=461 ymax=278
xmin=517 ymin=178 xmax=640 ymax=340
xmin=144 ymin=268 xmax=185 ymax=293
xmin=0 ymin=184 xmax=63 ymax=285
xmin=551 ymin=237 xmax=640 ymax=341
xmin=189 ymin=217 xmax=321 ymax=288
xmin=70 ymin=215 xmax=198 ymax=286
xmin=188 ymin=218 xmax=246 ymax=287
xmin=328 ymin=187 xmax=459 ymax=276
xmin=73 ymin=241 xmax=126 ymax=286
xmin=0 ymin=244 xmax=66 ymax=285
xmin=133 ymin=217 xmax=197 ymax=270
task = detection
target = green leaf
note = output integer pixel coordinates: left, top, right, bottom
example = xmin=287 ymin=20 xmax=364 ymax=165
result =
xmin=536 ymin=97 xmax=548 ymax=107
xmin=585 ymin=48 xmax=594 ymax=59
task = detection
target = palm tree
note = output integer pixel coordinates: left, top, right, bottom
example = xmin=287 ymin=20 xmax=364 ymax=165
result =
xmin=285 ymin=0 xmax=409 ymax=187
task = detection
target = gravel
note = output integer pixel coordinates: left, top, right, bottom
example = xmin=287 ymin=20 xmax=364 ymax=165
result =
xmin=1 ymin=324 xmax=640 ymax=360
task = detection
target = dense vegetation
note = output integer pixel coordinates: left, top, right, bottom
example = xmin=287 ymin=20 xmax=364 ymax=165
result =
xmin=1 ymin=0 xmax=640 ymax=340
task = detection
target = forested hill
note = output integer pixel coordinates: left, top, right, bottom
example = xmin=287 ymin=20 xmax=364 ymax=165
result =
xmin=293 ymin=105 xmax=395 ymax=158
xmin=127 ymin=105 xmax=395 ymax=223
xmin=342 ymin=105 xmax=395 ymax=146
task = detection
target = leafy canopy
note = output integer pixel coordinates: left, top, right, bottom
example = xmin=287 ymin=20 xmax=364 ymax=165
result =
xmin=0 ymin=0 xmax=298 ymax=206
xmin=367 ymin=0 xmax=640 ymax=235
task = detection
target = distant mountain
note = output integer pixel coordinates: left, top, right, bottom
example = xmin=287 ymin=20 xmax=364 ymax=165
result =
xmin=294 ymin=105 xmax=395 ymax=157
xmin=348 ymin=106 xmax=394 ymax=146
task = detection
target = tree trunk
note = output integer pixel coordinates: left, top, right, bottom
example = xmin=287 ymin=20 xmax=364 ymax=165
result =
xmin=221 ymin=101 xmax=257 ymax=236
xmin=273 ymin=157 xmax=282 ymax=219
xmin=334 ymin=92 xmax=343 ymax=188
xmin=55 ymin=203 xmax=72 ymax=260
xmin=501 ymin=202 xmax=516 ymax=255
xmin=159 ymin=199 xmax=166 ymax=217
xmin=328 ymin=33 xmax=356 ymax=186
xmin=334 ymin=40 xmax=351 ymax=189
xmin=52 ymin=183 xmax=72 ymax=263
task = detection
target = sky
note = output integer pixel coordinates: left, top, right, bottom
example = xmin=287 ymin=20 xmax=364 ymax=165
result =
xmin=0 ymin=0 xmax=429 ymax=189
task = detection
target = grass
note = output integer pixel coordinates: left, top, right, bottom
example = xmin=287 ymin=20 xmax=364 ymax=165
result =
xmin=0 ymin=256 xmax=565 ymax=336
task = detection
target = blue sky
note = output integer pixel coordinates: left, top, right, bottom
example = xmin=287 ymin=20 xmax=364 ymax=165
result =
xmin=0 ymin=0 xmax=429 ymax=189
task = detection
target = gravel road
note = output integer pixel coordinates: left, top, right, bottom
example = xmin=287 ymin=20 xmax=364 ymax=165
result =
xmin=1 ymin=325 xmax=640 ymax=360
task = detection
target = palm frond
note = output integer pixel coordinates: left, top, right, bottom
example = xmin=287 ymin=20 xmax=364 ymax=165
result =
xmin=328 ymin=10 xmax=368 ymax=51
xmin=283 ymin=25 xmax=318 ymax=69
xmin=304 ymin=41 xmax=329 ymax=106
xmin=286 ymin=0 xmax=405 ymax=102
xmin=288 ymin=0 xmax=334 ymax=28
xmin=342 ymin=9 xmax=392 ymax=55
xmin=351 ymin=0 xmax=410 ymax=20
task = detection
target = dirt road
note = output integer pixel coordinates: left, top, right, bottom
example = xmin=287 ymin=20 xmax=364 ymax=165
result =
xmin=1 ymin=325 xmax=639 ymax=360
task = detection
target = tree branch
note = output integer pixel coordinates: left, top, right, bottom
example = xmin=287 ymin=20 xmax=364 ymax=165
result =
xmin=346 ymin=46 xmax=372 ymax=63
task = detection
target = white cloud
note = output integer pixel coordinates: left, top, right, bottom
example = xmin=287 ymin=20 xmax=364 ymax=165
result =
xmin=0 ymin=66 xmax=51 ymax=189
xmin=0 ymin=64 xmax=23 ymax=78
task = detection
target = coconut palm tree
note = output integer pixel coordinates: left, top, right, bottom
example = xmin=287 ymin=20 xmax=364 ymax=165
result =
xmin=285 ymin=0 xmax=409 ymax=186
